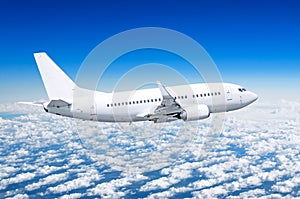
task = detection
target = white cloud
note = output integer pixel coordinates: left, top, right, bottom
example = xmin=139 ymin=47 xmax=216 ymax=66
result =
xmin=48 ymin=169 xmax=101 ymax=194
xmin=1 ymin=101 xmax=300 ymax=198
xmin=36 ymin=165 xmax=66 ymax=176
xmin=59 ymin=193 xmax=84 ymax=199
xmin=87 ymin=181 xmax=127 ymax=199
xmin=140 ymin=176 xmax=171 ymax=191
xmin=146 ymin=189 xmax=173 ymax=199
xmin=137 ymin=100 xmax=300 ymax=198
xmin=26 ymin=173 xmax=68 ymax=191
xmin=0 ymin=166 xmax=19 ymax=179
xmin=271 ymin=173 xmax=300 ymax=194
xmin=141 ymin=162 xmax=199 ymax=192
xmin=6 ymin=194 xmax=29 ymax=199
xmin=0 ymin=103 xmax=42 ymax=113
xmin=0 ymin=172 xmax=35 ymax=190
xmin=88 ymin=172 xmax=147 ymax=198
xmin=68 ymin=154 xmax=85 ymax=166
xmin=195 ymin=185 xmax=228 ymax=198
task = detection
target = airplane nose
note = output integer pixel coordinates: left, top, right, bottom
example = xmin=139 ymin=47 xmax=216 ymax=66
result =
xmin=247 ymin=91 xmax=258 ymax=104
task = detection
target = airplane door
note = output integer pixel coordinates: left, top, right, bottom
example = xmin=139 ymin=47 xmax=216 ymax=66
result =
xmin=225 ymin=87 xmax=232 ymax=101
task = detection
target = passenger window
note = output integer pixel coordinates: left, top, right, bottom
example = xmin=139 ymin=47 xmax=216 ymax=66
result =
xmin=185 ymin=95 xmax=187 ymax=99
xmin=196 ymin=94 xmax=199 ymax=97
xmin=122 ymin=102 xmax=124 ymax=105
xmin=107 ymin=104 xmax=109 ymax=107
xmin=200 ymin=94 xmax=203 ymax=97
xmin=151 ymin=99 xmax=153 ymax=102
xmin=155 ymin=99 xmax=157 ymax=102
xmin=192 ymin=94 xmax=195 ymax=98
xmin=129 ymin=102 xmax=132 ymax=105
xmin=147 ymin=99 xmax=150 ymax=103
xmin=125 ymin=102 xmax=128 ymax=105
xmin=204 ymin=94 xmax=206 ymax=97
xmin=159 ymin=98 xmax=161 ymax=101
xmin=133 ymin=101 xmax=135 ymax=104
xmin=118 ymin=103 xmax=120 ymax=106
xmin=218 ymin=92 xmax=221 ymax=95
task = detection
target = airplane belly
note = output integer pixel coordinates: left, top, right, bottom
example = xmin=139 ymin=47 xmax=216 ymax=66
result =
xmin=95 ymin=105 xmax=150 ymax=122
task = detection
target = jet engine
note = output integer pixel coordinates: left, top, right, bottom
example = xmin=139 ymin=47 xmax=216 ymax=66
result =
xmin=180 ymin=104 xmax=210 ymax=121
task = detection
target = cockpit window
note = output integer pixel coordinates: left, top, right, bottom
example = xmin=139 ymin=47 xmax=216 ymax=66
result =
xmin=238 ymin=88 xmax=247 ymax=92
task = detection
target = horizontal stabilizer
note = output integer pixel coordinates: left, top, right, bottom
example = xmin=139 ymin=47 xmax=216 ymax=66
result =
xmin=18 ymin=101 xmax=45 ymax=107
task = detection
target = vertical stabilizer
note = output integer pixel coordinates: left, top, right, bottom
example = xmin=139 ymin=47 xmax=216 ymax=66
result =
xmin=34 ymin=52 xmax=75 ymax=102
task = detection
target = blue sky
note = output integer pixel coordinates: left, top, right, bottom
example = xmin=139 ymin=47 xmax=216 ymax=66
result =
xmin=0 ymin=0 xmax=299 ymax=103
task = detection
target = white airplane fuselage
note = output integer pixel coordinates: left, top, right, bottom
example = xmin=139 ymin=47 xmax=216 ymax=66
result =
xmin=46 ymin=82 xmax=257 ymax=123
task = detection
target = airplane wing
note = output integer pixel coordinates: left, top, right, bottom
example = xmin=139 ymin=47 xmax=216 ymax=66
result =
xmin=145 ymin=81 xmax=185 ymax=123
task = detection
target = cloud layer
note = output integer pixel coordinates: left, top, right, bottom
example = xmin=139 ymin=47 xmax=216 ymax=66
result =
xmin=0 ymin=101 xmax=299 ymax=198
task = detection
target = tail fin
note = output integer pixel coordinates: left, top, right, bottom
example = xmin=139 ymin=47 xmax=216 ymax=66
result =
xmin=34 ymin=52 xmax=75 ymax=102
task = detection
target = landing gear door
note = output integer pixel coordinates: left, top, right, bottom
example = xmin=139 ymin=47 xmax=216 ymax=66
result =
xmin=225 ymin=86 xmax=232 ymax=101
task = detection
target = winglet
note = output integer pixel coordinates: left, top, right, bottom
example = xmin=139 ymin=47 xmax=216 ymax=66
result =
xmin=157 ymin=81 xmax=173 ymax=99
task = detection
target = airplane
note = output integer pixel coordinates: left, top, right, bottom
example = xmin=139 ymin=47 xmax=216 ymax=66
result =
xmin=32 ymin=52 xmax=258 ymax=123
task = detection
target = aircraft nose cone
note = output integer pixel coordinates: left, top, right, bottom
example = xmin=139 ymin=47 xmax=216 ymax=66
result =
xmin=250 ymin=91 xmax=258 ymax=102
xmin=247 ymin=91 xmax=258 ymax=104
xmin=251 ymin=92 xmax=258 ymax=102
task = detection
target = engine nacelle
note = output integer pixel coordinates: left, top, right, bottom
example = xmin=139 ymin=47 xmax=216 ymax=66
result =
xmin=180 ymin=104 xmax=210 ymax=121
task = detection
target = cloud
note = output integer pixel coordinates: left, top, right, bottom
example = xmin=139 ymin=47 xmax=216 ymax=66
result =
xmin=36 ymin=165 xmax=67 ymax=176
xmin=271 ymin=173 xmax=300 ymax=194
xmin=87 ymin=181 xmax=127 ymax=199
xmin=0 ymin=172 xmax=35 ymax=190
xmin=141 ymin=162 xmax=198 ymax=192
xmin=87 ymin=171 xmax=147 ymax=198
xmin=47 ymin=169 xmax=101 ymax=194
xmin=5 ymin=194 xmax=29 ymax=199
xmin=59 ymin=193 xmax=84 ymax=199
xmin=1 ymin=101 xmax=300 ymax=198
xmin=25 ymin=173 xmax=68 ymax=191
xmin=0 ymin=166 xmax=19 ymax=179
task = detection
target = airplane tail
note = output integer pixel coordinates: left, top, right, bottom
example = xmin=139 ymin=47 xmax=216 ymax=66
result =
xmin=34 ymin=52 xmax=75 ymax=103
